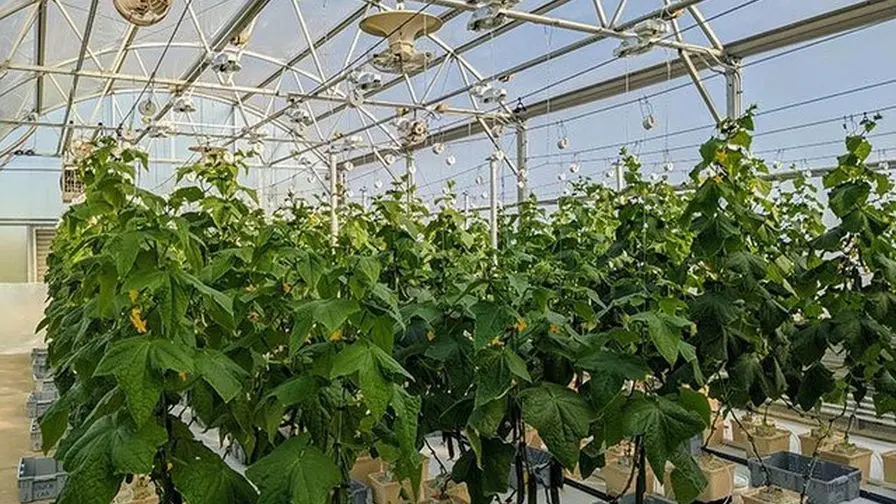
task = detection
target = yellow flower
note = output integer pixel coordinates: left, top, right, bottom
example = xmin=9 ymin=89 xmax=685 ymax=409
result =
xmin=128 ymin=289 xmax=139 ymax=303
xmin=549 ymin=324 xmax=560 ymax=334
xmin=178 ymin=371 xmax=188 ymax=382
xmin=489 ymin=335 xmax=505 ymax=347
xmin=129 ymin=307 xmax=148 ymax=334
xmin=329 ymin=329 xmax=343 ymax=342
xmin=282 ymin=282 xmax=292 ymax=294
xmin=714 ymin=150 xmax=728 ymax=164
xmin=515 ymin=318 xmax=528 ymax=333
xmin=426 ymin=330 xmax=435 ymax=342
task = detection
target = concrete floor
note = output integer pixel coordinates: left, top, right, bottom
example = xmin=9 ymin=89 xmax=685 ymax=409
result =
xmin=0 ymin=353 xmax=36 ymax=503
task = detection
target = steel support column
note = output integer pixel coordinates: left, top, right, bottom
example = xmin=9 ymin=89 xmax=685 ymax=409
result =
xmin=515 ymin=122 xmax=529 ymax=203
xmin=489 ymin=154 xmax=499 ymax=249
xmin=329 ymin=151 xmax=339 ymax=245
xmin=405 ymin=152 xmax=416 ymax=189
xmin=726 ymin=58 xmax=743 ymax=119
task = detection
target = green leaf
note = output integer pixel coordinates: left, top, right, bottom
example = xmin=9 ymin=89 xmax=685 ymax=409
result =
xmin=390 ymin=386 xmax=424 ymax=501
xmin=195 ymin=349 xmax=248 ymax=403
xmin=297 ymin=298 xmax=361 ymax=334
xmin=631 ymin=311 xmax=688 ymax=365
xmin=58 ymin=415 xmax=166 ymax=504
xmin=94 ymin=338 xmax=192 ymax=426
xmin=668 ymin=448 xmax=708 ymax=504
xmin=521 ymin=383 xmax=594 ymax=469
xmin=623 ymin=395 xmax=705 ymax=481
xmin=171 ymin=430 xmax=258 ymax=504
xmin=40 ymin=398 xmax=69 ymax=452
xmin=471 ymin=301 xmax=513 ymax=348
xmin=829 ymin=181 xmax=870 ymax=217
xmin=180 ymin=272 xmax=234 ymax=330
xmin=452 ymin=439 xmax=514 ymax=503
xmin=796 ymin=364 xmax=836 ymax=411
xmin=158 ymin=273 xmax=189 ymax=339
xmin=474 ymin=348 xmax=529 ymax=407
xmin=247 ymin=434 xmax=340 ymax=504
xmin=468 ymin=398 xmax=507 ymax=437
xmin=678 ymin=387 xmax=711 ymax=427
xmin=270 ymin=375 xmax=318 ymax=406
xmin=577 ymin=349 xmax=648 ymax=380
xmin=331 ymin=342 xmax=404 ymax=419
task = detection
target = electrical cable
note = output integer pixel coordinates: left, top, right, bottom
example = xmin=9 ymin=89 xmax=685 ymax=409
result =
xmin=419 ymin=0 xmax=765 ymax=141
xmin=521 ymin=80 xmax=896 ymax=162
xmin=414 ymin=102 xmax=896 ymax=194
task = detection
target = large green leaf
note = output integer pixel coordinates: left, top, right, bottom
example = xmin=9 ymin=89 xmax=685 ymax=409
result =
xmin=94 ymin=338 xmax=193 ymax=426
xmin=171 ymin=430 xmax=258 ymax=504
xmin=246 ymin=434 xmax=340 ymax=504
xmin=57 ymin=415 xmax=166 ymax=504
xmin=796 ymin=363 xmax=836 ymax=410
xmin=452 ymin=438 xmax=514 ymax=504
xmin=331 ymin=341 xmax=409 ymax=418
xmin=471 ymin=301 xmax=513 ymax=348
xmin=623 ymin=394 xmax=705 ymax=481
xmin=180 ymin=271 xmax=234 ymax=330
xmin=297 ymin=298 xmax=361 ymax=334
xmin=521 ymin=383 xmax=594 ymax=469
xmin=195 ymin=349 xmax=248 ymax=403
xmin=474 ymin=347 xmax=531 ymax=407
xmin=390 ymin=386 xmax=424 ymax=501
xmin=631 ymin=311 xmax=690 ymax=365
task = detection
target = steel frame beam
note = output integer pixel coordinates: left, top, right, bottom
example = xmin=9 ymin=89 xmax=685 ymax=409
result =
xmin=238 ymin=5 xmax=370 ymax=104
xmin=344 ymin=0 xmax=896 ymax=168
xmin=314 ymin=0 xmax=573 ymax=123
xmin=407 ymin=0 xmax=721 ymax=58
xmin=323 ymin=0 xmax=705 ymax=169
xmin=33 ymin=0 xmax=46 ymax=113
xmin=135 ymin=0 xmax=274 ymax=143
xmin=56 ymin=0 xmax=99 ymax=155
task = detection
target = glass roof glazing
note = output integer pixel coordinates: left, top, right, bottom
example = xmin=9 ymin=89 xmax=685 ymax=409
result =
xmin=0 ymin=0 xmax=894 ymax=206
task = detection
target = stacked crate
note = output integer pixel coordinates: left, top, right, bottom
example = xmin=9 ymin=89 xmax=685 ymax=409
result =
xmin=19 ymin=348 xmax=66 ymax=503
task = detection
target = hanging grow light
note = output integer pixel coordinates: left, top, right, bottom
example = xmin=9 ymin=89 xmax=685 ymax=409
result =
xmin=113 ymin=0 xmax=172 ymax=27
xmin=349 ymin=70 xmax=383 ymax=92
xmin=395 ymin=117 xmax=429 ymax=147
xmin=173 ymin=96 xmax=197 ymax=114
xmin=211 ymin=49 xmax=242 ymax=74
xmin=360 ymin=11 xmax=443 ymax=74
xmin=471 ymin=82 xmax=507 ymax=104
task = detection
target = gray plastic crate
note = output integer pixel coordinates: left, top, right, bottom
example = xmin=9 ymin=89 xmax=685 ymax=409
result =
xmin=31 ymin=348 xmax=50 ymax=380
xmin=29 ymin=419 xmax=42 ymax=452
xmin=688 ymin=434 xmax=704 ymax=455
xmin=18 ymin=457 xmax=67 ymax=503
xmin=39 ymin=377 xmax=57 ymax=394
xmin=351 ymin=479 xmax=372 ymax=504
xmin=748 ymin=451 xmax=861 ymax=504
xmin=26 ymin=390 xmax=58 ymax=419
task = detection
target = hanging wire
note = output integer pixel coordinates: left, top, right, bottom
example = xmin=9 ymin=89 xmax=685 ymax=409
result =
xmin=118 ymin=0 xmax=196 ymax=130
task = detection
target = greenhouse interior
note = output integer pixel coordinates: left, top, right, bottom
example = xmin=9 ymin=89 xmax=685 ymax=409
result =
xmin=1 ymin=0 xmax=896 ymax=503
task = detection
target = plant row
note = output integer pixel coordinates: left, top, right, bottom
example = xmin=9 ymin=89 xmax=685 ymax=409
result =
xmin=39 ymin=110 xmax=896 ymax=504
